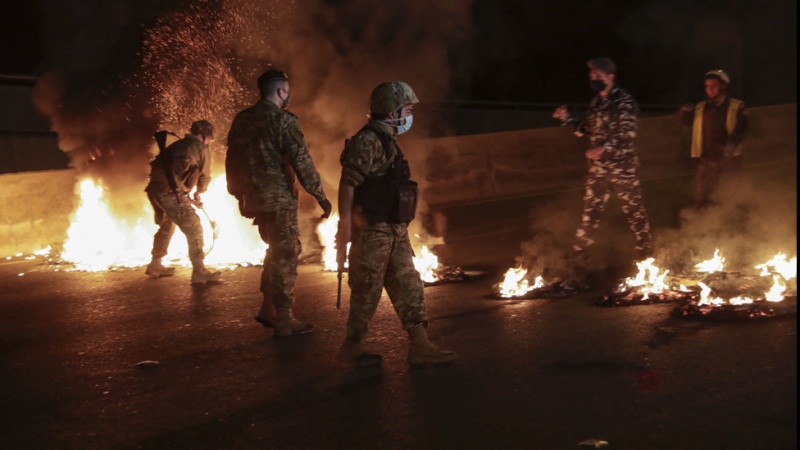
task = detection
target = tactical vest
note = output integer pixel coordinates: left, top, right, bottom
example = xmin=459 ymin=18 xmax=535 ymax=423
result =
xmin=351 ymin=124 xmax=418 ymax=224
xmin=691 ymin=98 xmax=743 ymax=158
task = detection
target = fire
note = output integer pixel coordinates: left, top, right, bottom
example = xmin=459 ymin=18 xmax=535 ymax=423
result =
xmin=755 ymin=252 xmax=796 ymax=303
xmin=755 ymin=252 xmax=797 ymax=280
xmin=413 ymin=246 xmax=440 ymax=283
xmin=764 ymin=275 xmax=787 ymax=302
xmin=697 ymin=282 xmax=755 ymax=306
xmin=61 ymin=179 xmax=156 ymax=271
xmin=617 ymin=257 xmax=669 ymax=300
xmin=695 ymin=257 xmax=794 ymax=305
xmin=498 ymin=267 xmax=544 ymax=298
xmin=695 ymin=249 xmax=725 ymax=273
xmin=317 ymin=214 xmax=349 ymax=271
xmin=316 ymin=216 xmax=441 ymax=282
xmin=59 ymin=176 xmax=265 ymax=271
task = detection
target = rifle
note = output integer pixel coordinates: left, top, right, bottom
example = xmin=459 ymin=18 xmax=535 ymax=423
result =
xmin=336 ymin=243 xmax=347 ymax=309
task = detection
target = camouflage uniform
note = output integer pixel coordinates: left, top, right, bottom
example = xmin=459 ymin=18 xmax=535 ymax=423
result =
xmin=226 ymin=100 xmax=327 ymax=310
xmin=564 ymin=86 xmax=653 ymax=260
xmin=145 ymin=134 xmax=210 ymax=266
xmin=340 ymin=121 xmax=427 ymax=339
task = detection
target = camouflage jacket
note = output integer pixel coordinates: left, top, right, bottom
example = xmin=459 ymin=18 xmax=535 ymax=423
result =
xmin=145 ymin=134 xmax=211 ymax=195
xmin=340 ymin=120 xmax=398 ymax=186
xmin=226 ymin=100 xmax=326 ymax=213
xmin=566 ymin=86 xmax=640 ymax=174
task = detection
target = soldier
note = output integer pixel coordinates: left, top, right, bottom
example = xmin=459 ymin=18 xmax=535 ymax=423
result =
xmin=553 ymin=57 xmax=653 ymax=290
xmin=145 ymin=120 xmax=221 ymax=284
xmin=677 ymin=70 xmax=748 ymax=209
xmin=226 ymin=69 xmax=332 ymax=338
xmin=335 ymin=81 xmax=457 ymax=367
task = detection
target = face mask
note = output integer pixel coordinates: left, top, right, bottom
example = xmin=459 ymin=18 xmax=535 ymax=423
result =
xmin=590 ymin=79 xmax=607 ymax=93
xmin=395 ymin=115 xmax=413 ymax=134
xmin=278 ymin=89 xmax=291 ymax=109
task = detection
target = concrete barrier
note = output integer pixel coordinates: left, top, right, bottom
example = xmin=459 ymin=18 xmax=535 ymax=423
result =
xmin=0 ymin=104 xmax=795 ymax=258
xmin=417 ymin=103 xmax=796 ymax=207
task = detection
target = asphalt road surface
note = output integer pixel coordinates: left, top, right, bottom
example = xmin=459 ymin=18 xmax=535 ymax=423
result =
xmin=1 ymin=169 xmax=797 ymax=450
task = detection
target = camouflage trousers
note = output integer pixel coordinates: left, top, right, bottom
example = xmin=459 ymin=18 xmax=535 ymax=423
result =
xmin=345 ymin=222 xmax=427 ymax=339
xmin=695 ymin=156 xmax=742 ymax=208
xmin=148 ymin=191 xmax=205 ymax=265
xmin=573 ymin=168 xmax=653 ymax=259
xmin=254 ymin=208 xmax=301 ymax=310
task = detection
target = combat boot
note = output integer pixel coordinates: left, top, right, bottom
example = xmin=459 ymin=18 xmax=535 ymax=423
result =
xmin=407 ymin=325 xmax=457 ymax=366
xmin=273 ymin=307 xmax=314 ymax=338
xmin=254 ymin=295 xmax=277 ymax=328
xmin=338 ymin=336 xmax=382 ymax=367
xmin=145 ymin=260 xmax=175 ymax=278
xmin=191 ymin=267 xmax=222 ymax=284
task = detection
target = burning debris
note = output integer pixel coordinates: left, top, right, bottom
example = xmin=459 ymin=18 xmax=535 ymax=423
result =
xmin=672 ymin=293 xmax=797 ymax=320
xmin=422 ymin=265 xmax=481 ymax=286
xmin=597 ymin=258 xmax=697 ymax=306
xmin=670 ymin=252 xmax=797 ymax=320
xmin=596 ymin=250 xmax=798 ymax=321
xmin=490 ymin=250 xmax=798 ymax=317
xmin=488 ymin=267 xmax=579 ymax=300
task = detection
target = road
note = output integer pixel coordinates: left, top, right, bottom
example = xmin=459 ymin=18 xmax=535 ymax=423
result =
xmin=1 ymin=168 xmax=797 ymax=450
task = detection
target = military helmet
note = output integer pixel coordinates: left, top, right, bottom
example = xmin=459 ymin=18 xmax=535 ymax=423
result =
xmin=190 ymin=120 xmax=214 ymax=138
xmin=705 ymin=69 xmax=731 ymax=85
xmin=369 ymin=81 xmax=419 ymax=115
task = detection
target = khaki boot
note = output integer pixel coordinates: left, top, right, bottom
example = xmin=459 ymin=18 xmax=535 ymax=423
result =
xmin=407 ymin=325 xmax=457 ymax=365
xmin=338 ymin=336 xmax=382 ymax=367
xmin=146 ymin=260 xmax=175 ymax=278
xmin=273 ymin=308 xmax=314 ymax=338
xmin=191 ymin=267 xmax=222 ymax=284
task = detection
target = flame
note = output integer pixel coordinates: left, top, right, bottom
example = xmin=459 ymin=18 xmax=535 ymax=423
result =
xmin=61 ymin=179 xmax=156 ymax=271
xmin=317 ymin=214 xmax=349 ymax=271
xmin=413 ymin=246 xmax=440 ymax=283
xmin=697 ymin=282 xmax=723 ymax=306
xmin=618 ymin=257 xmax=669 ymax=300
xmin=695 ymin=249 xmax=725 ymax=273
xmin=498 ymin=267 xmax=544 ymax=298
xmin=755 ymin=252 xmax=797 ymax=280
xmin=764 ymin=275 xmax=787 ymax=302
xmin=60 ymin=176 xmax=265 ymax=271
xmin=316 ymin=217 xmax=441 ymax=282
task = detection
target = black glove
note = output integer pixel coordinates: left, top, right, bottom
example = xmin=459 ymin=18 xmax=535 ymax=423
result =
xmin=319 ymin=198 xmax=332 ymax=219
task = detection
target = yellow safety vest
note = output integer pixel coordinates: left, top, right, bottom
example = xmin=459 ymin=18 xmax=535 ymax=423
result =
xmin=691 ymin=98 xmax=743 ymax=158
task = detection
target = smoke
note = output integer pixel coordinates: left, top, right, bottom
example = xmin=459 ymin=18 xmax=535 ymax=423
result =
xmin=514 ymin=166 xmax=797 ymax=282
xmin=653 ymin=169 xmax=797 ymax=274
xmin=30 ymin=0 xmax=471 ymax=246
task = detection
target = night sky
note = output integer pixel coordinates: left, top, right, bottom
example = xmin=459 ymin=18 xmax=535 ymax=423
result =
xmin=1 ymin=0 xmax=796 ymax=107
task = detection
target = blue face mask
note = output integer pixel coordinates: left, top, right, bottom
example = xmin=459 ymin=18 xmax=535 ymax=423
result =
xmin=395 ymin=114 xmax=413 ymax=134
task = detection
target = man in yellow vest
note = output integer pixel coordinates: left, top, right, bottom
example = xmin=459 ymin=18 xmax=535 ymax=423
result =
xmin=678 ymin=69 xmax=748 ymax=208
